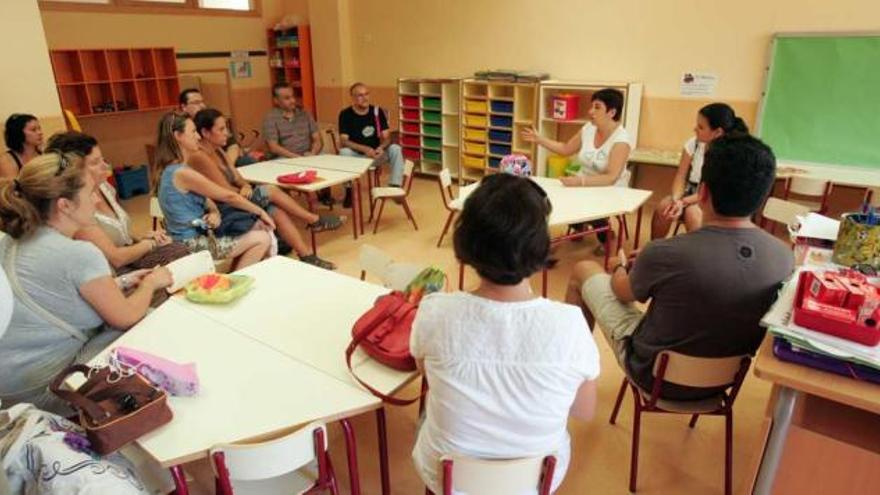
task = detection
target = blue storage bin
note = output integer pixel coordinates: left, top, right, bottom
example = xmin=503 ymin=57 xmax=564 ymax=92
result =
xmin=490 ymin=115 xmax=513 ymax=128
xmin=488 ymin=157 xmax=501 ymax=169
xmin=491 ymin=100 xmax=514 ymax=113
xmin=488 ymin=130 xmax=512 ymax=143
xmin=114 ymin=166 xmax=150 ymax=199
xmin=490 ymin=144 xmax=512 ymax=156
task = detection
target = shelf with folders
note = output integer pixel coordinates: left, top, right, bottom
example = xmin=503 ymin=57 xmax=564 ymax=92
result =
xmin=535 ymin=81 xmax=643 ymax=178
xmin=397 ymin=78 xmax=461 ymax=178
xmin=459 ymin=79 xmax=538 ymax=184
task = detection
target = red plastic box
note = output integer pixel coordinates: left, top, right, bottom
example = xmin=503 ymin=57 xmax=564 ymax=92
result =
xmin=793 ymin=270 xmax=880 ymax=346
xmin=552 ymin=94 xmax=580 ymax=120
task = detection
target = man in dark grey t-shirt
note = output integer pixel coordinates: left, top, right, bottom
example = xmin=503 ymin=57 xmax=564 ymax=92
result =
xmin=566 ymin=134 xmax=793 ymax=400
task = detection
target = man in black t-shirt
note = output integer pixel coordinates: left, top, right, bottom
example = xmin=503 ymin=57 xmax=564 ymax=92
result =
xmin=337 ymin=83 xmax=405 ymax=206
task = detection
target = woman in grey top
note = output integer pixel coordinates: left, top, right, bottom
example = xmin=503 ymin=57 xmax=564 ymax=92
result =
xmin=0 ymin=152 xmax=172 ymax=414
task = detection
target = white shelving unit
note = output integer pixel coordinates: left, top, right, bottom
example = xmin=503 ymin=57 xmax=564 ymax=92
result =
xmin=397 ymin=78 xmax=460 ymax=178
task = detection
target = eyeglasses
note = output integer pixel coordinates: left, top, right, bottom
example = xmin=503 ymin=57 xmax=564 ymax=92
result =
xmin=354 ymin=92 xmax=369 ymax=98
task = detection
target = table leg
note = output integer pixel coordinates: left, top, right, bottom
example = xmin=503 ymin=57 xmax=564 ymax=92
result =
xmin=340 ymin=418 xmax=361 ymax=495
xmin=169 ymin=465 xmax=189 ymax=495
xmin=633 ymin=206 xmax=643 ymax=251
xmin=357 ymin=177 xmax=365 ymax=235
xmin=376 ymin=408 xmax=390 ymax=495
xmin=616 ymin=216 xmax=625 ymax=255
xmin=350 ymin=180 xmax=359 ymax=240
xmin=753 ymin=387 xmax=800 ymax=495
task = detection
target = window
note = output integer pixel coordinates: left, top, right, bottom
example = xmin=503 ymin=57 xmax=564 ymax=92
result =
xmin=40 ymin=0 xmax=258 ymax=15
xmin=199 ymin=0 xmax=251 ymax=10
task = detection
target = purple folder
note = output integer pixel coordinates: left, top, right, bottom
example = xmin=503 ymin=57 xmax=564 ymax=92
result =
xmin=772 ymin=337 xmax=880 ymax=385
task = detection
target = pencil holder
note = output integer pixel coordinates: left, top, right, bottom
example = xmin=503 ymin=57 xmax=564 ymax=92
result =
xmin=832 ymin=213 xmax=880 ymax=268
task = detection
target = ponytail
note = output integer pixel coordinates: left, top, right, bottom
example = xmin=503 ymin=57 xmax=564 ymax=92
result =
xmin=699 ymin=103 xmax=749 ymax=136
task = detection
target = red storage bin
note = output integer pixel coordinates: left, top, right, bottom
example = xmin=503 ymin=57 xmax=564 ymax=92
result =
xmin=402 ymin=147 xmax=420 ymax=160
xmin=402 ymin=109 xmax=420 ymax=121
xmin=402 ymin=122 xmax=420 ymax=134
xmin=400 ymin=95 xmax=420 ymax=108
xmin=401 ymin=134 xmax=421 ymax=147
xmin=551 ymin=94 xmax=580 ymax=120
xmin=793 ymin=270 xmax=880 ymax=346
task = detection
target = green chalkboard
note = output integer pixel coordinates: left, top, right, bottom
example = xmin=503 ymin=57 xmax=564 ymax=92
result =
xmin=759 ymin=34 xmax=880 ymax=169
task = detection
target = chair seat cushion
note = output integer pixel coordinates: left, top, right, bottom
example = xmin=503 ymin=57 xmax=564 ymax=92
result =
xmin=372 ymin=187 xmax=405 ymax=198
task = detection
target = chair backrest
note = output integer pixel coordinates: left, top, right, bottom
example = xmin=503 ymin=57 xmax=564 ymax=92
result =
xmin=63 ymin=109 xmax=82 ymax=132
xmin=438 ymin=168 xmax=455 ymax=209
xmin=441 ymin=455 xmax=556 ymax=495
xmin=322 ymin=126 xmax=340 ymax=154
xmin=762 ymin=197 xmax=810 ymax=230
xmin=403 ymin=159 xmax=417 ymax=192
xmin=211 ymin=422 xmax=327 ymax=484
xmin=787 ymin=176 xmax=830 ymax=198
xmin=652 ymin=351 xmax=750 ymax=389
xmin=358 ymin=244 xmax=426 ymax=291
xmin=149 ymin=197 xmax=165 ymax=221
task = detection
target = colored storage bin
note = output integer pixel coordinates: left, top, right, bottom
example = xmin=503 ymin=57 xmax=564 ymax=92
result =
xmin=490 ymin=144 xmax=512 ymax=156
xmin=422 ymin=124 xmax=441 ymax=137
xmin=462 ymin=155 xmax=485 ymax=169
xmin=488 ymin=130 xmax=512 ymax=143
xmin=547 ymin=155 xmax=570 ymax=178
xmin=464 ymin=114 xmax=488 ymax=127
xmin=402 ymin=122 xmax=420 ymax=134
xmin=401 ymin=134 xmax=421 ymax=147
xmin=464 ymin=128 xmax=487 ymax=141
xmin=402 ymin=109 xmax=420 ymax=121
xmin=552 ymin=93 xmax=581 ymax=120
xmin=422 ymin=110 xmax=441 ymax=124
xmin=422 ymin=149 xmax=442 ymax=162
xmin=465 ymin=100 xmax=488 ymax=113
xmin=490 ymin=115 xmax=513 ymax=128
xmin=402 ymin=147 xmax=421 ymax=160
xmin=114 ymin=166 xmax=149 ymax=199
xmin=423 ymin=137 xmax=441 ymax=149
xmin=400 ymin=95 xmax=420 ymax=108
xmin=464 ymin=141 xmax=487 ymax=154
xmin=488 ymin=157 xmax=502 ymax=169
xmin=490 ymin=100 xmax=514 ymax=114
xmin=422 ymin=97 xmax=441 ymax=111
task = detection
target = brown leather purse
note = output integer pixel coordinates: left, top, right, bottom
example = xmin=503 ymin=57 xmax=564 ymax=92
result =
xmin=50 ymin=364 xmax=173 ymax=455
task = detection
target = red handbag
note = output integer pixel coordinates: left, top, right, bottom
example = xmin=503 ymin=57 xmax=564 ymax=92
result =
xmin=346 ymin=291 xmax=421 ymax=405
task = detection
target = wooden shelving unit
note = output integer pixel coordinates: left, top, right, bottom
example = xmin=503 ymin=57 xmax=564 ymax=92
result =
xmin=536 ymin=81 xmax=643 ymax=177
xmin=268 ymin=25 xmax=316 ymax=115
xmin=49 ymin=47 xmax=179 ymax=118
xmin=459 ymin=79 xmax=538 ymax=184
xmin=398 ymin=78 xmax=461 ymax=178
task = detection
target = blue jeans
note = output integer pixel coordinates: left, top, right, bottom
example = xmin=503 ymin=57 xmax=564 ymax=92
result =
xmin=339 ymin=144 xmax=405 ymax=187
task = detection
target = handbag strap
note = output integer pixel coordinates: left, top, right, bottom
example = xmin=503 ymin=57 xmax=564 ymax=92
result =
xmin=2 ymin=242 xmax=88 ymax=343
xmin=48 ymin=364 xmax=111 ymax=422
xmin=345 ymin=295 xmax=425 ymax=406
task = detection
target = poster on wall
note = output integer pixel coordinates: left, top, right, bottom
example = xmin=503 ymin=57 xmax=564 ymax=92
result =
xmin=230 ymin=50 xmax=252 ymax=79
xmin=680 ymin=72 xmax=718 ymax=97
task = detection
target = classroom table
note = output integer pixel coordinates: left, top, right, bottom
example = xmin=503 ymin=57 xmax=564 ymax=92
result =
xmin=238 ymin=160 xmax=365 ymax=239
xmin=73 ymin=301 xmax=381 ymax=494
xmin=451 ymin=177 xmax=653 ymax=295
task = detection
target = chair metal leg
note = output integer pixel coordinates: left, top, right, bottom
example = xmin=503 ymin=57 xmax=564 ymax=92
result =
xmin=340 ymin=419 xmax=361 ymax=495
xmin=326 ymin=456 xmax=340 ymax=495
xmin=372 ymin=199 xmax=387 ymax=234
xmin=170 ymin=466 xmax=189 ymax=495
xmin=725 ymin=412 xmax=733 ymax=495
xmin=401 ymin=199 xmax=419 ymax=230
xmin=437 ymin=211 xmax=455 ymax=247
xmin=610 ymin=378 xmax=628 ymax=425
xmin=376 ymin=408 xmax=390 ymax=495
xmin=629 ymin=395 xmax=642 ymax=493
xmin=689 ymin=414 xmax=699 ymax=428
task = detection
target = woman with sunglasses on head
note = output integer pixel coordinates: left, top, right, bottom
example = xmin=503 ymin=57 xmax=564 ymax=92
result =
xmin=0 ymin=153 xmax=173 ymax=414
xmin=1 ymin=114 xmax=43 ymax=179
xmin=410 ymin=173 xmax=600 ymax=493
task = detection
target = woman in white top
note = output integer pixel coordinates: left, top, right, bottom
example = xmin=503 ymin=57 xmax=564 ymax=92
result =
xmin=650 ymin=103 xmax=749 ymax=239
xmin=410 ymin=173 xmax=600 ymax=493
xmin=0 ymin=153 xmax=172 ymax=413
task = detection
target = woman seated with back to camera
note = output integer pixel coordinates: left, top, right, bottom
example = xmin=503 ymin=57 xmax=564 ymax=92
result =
xmin=410 ymin=173 xmax=601 ymax=493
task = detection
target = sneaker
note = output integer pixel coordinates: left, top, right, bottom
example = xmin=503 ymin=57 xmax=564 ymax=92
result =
xmin=299 ymin=254 xmax=336 ymax=270
xmin=307 ymin=214 xmax=346 ymax=232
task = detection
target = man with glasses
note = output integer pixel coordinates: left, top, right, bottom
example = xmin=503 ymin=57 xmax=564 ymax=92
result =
xmin=337 ymin=82 xmax=404 ymax=207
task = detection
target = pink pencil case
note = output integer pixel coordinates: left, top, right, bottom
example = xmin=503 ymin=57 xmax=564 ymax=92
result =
xmin=114 ymin=346 xmax=200 ymax=396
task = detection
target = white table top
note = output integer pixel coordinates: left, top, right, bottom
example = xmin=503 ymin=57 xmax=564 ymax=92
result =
xmin=278 ymin=155 xmax=374 ymax=174
xmin=173 ymin=257 xmax=418 ymax=396
xmin=78 ymin=301 xmax=379 ymax=467
xmin=776 ymin=162 xmax=880 ymax=189
xmin=451 ymin=177 xmax=653 ymax=226
xmin=239 ymin=160 xmax=361 ymax=192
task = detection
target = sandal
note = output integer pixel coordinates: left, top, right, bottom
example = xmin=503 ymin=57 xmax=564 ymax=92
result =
xmin=308 ymin=214 xmax=346 ymax=232
xmin=300 ymin=254 xmax=336 ymax=270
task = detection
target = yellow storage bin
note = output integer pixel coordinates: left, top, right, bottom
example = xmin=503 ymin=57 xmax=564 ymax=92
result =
xmin=465 ymin=100 xmax=488 ymax=113
xmin=464 ymin=141 xmax=487 ymax=154
xmin=547 ymin=155 xmax=570 ymax=178
xmin=464 ymin=114 xmax=488 ymax=127
xmin=464 ymin=128 xmax=487 ymax=142
xmin=462 ymin=155 xmax=485 ymax=169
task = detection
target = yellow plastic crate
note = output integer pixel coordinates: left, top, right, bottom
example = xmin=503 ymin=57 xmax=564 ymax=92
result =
xmin=465 ymin=100 xmax=488 ymax=113
xmin=462 ymin=155 xmax=485 ymax=169
xmin=464 ymin=114 xmax=488 ymax=127
xmin=464 ymin=128 xmax=487 ymax=141
xmin=464 ymin=141 xmax=487 ymax=154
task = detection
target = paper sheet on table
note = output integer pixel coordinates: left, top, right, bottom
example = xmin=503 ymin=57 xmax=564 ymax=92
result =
xmin=795 ymin=213 xmax=840 ymax=241
xmin=165 ymin=250 xmax=215 ymax=293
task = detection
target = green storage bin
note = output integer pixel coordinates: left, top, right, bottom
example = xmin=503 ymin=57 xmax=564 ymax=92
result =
xmin=423 ymin=137 xmax=442 ymax=149
xmin=423 ymin=124 xmax=441 ymax=137
xmin=422 ymin=110 xmax=441 ymax=123
xmin=422 ymin=149 xmax=442 ymax=162
xmin=422 ymin=97 xmax=441 ymax=111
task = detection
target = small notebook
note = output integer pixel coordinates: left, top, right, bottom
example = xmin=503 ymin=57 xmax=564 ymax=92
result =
xmin=165 ymin=250 xmax=215 ymax=293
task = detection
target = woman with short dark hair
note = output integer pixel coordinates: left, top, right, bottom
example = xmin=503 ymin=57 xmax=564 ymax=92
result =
xmin=410 ymin=173 xmax=600 ymax=493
